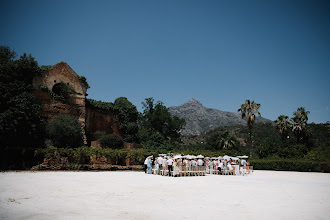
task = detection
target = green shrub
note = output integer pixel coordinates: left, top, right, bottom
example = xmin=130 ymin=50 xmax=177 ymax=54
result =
xmin=304 ymin=143 xmax=330 ymax=162
xmin=78 ymin=75 xmax=90 ymax=89
xmin=33 ymin=146 xmax=330 ymax=172
xmin=249 ymin=159 xmax=329 ymax=172
xmin=277 ymin=144 xmax=308 ymax=159
xmin=46 ymin=114 xmax=83 ymax=148
xmin=99 ymin=134 xmax=124 ymax=149
xmin=34 ymin=147 xmax=152 ymax=167
xmin=92 ymin=131 xmax=107 ymax=141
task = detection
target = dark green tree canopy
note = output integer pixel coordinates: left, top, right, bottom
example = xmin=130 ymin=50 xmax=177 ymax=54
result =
xmin=0 ymin=46 xmax=45 ymax=149
xmin=139 ymin=97 xmax=186 ymax=145
xmin=275 ymin=115 xmax=292 ymax=141
xmin=46 ymin=114 xmax=83 ymax=148
xmin=99 ymin=134 xmax=124 ymax=149
xmin=291 ymin=107 xmax=310 ymax=144
xmin=113 ymin=97 xmax=139 ymax=143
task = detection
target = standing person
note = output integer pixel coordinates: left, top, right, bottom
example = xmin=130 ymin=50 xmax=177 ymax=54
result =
xmin=209 ymin=159 xmax=213 ymax=175
xmin=186 ymin=159 xmax=191 ymax=171
xmin=144 ymin=157 xmax=148 ymax=173
xmin=147 ymin=157 xmax=152 ymax=174
xmin=197 ymin=158 xmax=204 ymax=170
xmin=173 ymin=159 xmax=180 ymax=177
xmin=154 ymin=158 xmax=159 ymax=174
xmin=246 ymin=159 xmax=250 ymax=174
xmin=235 ymin=161 xmax=240 ymax=176
xmin=217 ymin=159 xmax=222 ymax=175
xmin=219 ymin=160 xmax=224 ymax=175
xmin=241 ymin=158 xmax=247 ymax=167
xmin=157 ymin=156 xmax=163 ymax=173
xmin=167 ymin=157 xmax=173 ymax=176
xmin=227 ymin=161 xmax=233 ymax=174
xmin=162 ymin=156 xmax=167 ymax=176
xmin=205 ymin=159 xmax=209 ymax=174
xmin=191 ymin=159 xmax=197 ymax=171
xmin=214 ymin=159 xmax=218 ymax=174
xmin=182 ymin=158 xmax=187 ymax=171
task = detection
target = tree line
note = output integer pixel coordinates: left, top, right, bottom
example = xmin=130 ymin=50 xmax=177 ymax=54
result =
xmin=0 ymin=46 xmax=186 ymax=169
xmin=1 ymin=46 xmax=329 ymax=169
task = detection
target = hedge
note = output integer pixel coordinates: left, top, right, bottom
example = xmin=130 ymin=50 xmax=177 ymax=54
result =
xmin=34 ymin=147 xmax=330 ymax=172
xmin=250 ymin=159 xmax=330 ymax=173
xmin=34 ymin=146 xmax=155 ymax=166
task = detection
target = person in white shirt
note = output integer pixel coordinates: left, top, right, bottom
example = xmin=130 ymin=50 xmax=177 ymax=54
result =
xmin=235 ymin=161 xmax=240 ymax=175
xmin=144 ymin=157 xmax=148 ymax=173
xmin=217 ymin=159 xmax=222 ymax=174
xmin=157 ymin=156 xmax=163 ymax=172
xmin=197 ymin=158 xmax=203 ymax=171
xmin=241 ymin=159 xmax=247 ymax=167
xmin=167 ymin=157 xmax=173 ymax=176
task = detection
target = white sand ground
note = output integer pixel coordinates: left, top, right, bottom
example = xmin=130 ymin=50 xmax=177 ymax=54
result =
xmin=0 ymin=170 xmax=329 ymax=220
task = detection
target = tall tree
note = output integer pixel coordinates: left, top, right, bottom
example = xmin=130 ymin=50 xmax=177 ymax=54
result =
xmin=0 ymin=46 xmax=45 ymax=149
xmin=291 ymin=107 xmax=310 ymax=144
xmin=275 ymin=115 xmax=292 ymax=142
xmin=113 ymin=97 xmax=139 ymax=143
xmin=139 ymin=97 xmax=186 ymax=145
xmin=238 ymin=99 xmax=261 ymax=157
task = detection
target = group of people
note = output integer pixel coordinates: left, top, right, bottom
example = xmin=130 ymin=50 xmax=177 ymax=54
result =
xmin=144 ymin=155 xmax=250 ymax=176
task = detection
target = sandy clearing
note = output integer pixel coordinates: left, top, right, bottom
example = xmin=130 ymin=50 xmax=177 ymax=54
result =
xmin=0 ymin=170 xmax=329 ymax=220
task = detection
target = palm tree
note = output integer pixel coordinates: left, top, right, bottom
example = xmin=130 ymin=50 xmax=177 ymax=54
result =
xmin=238 ymin=100 xmax=261 ymax=157
xmin=291 ymin=107 xmax=310 ymax=144
xmin=275 ymin=115 xmax=292 ymax=141
xmin=218 ymin=132 xmax=237 ymax=150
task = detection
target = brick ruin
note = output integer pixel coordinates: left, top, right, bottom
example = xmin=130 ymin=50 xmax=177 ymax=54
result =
xmin=33 ymin=62 xmax=121 ymax=145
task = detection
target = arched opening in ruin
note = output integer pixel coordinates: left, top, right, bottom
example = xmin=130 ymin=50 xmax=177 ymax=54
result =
xmin=52 ymin=82 xmax=76 ymax=103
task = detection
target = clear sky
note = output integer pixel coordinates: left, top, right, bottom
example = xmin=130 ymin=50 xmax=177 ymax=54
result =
xmin=1 ymin=0 xmax=329 ymax=123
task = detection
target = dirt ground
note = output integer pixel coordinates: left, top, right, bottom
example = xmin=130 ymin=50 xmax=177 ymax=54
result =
xmin=0 ymin=170 xmax=329 ymax=220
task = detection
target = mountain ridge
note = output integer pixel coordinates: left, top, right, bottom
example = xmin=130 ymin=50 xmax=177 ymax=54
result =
xmin=169 ymin=98 xmax=272 ymax=136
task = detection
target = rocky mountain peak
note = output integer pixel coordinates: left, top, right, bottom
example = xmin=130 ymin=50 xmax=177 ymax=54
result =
xmin=169 ymin=99 xmax=272 ymax=136
xmin=183 ymin=98 xmax=203 ymax=107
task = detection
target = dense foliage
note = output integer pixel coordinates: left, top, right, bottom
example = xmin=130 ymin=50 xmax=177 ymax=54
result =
xmin=78 ymin=75 xmax=90 ymax=89
xmin=99 ymin=134 xmax=124 ymax=149
xmin=113 ymin=97 xmax=139 ymax=143
xmin=138 ymin=98 xmax=186 ymax=148
xmin=0 ymin=46 xmax=45 ymax=149
xmin=86 ymin=99 xmax=114 ymax=112
xmin=249 ymin=159 xmax=330 ymax=172
xmin=183 ymin=122 xmax=330 ymax=161
xmin=46 ymin=114 xmax=83 ymax=148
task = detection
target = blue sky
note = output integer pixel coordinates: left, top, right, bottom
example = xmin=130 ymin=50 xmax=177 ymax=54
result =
xmin=1 ymin=0 xmax=329 ymax=123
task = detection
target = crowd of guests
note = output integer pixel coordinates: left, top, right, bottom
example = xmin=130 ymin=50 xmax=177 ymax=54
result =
xmin=144 ymin=155 xmax=250 ymax=176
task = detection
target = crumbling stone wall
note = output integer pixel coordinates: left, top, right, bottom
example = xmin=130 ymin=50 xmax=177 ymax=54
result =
xmin=33 ymin=62 xmax=124 ymax=146
xmin=85 ymin=107 xmax=121 ymax=136
xmin=33 ymin=62 xmax=88 ymax=144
